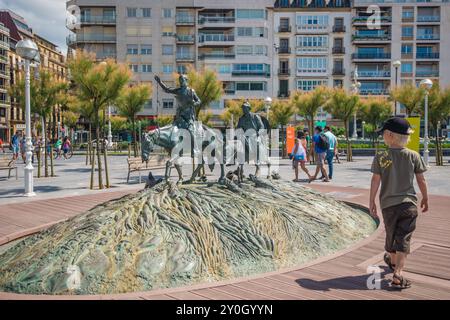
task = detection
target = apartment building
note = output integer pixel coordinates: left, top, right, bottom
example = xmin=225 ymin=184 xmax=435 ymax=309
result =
xmin=0 ymin=23 xmax=9 ymax=142
xmin=67 ymin=0 xmax=450 ymax=122
xmin=66 ymin=0 xmax=275 ymax=122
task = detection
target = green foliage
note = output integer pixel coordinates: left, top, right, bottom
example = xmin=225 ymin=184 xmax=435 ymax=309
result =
xmin=198 ymin=110 xmax=214 ymax=127
xmin=154 ymin=115 xmax=174 ymax=128
xmin=270 ymin=99 xmax=294 ymax=129
xmin=390 ymin=83 xmax=425 ymax=117
xmin=324 ymin=88 xmax=360 ymax=138
xmin=187 ymin=67 xmax=223 ymax=117
xmin=291 ymin=86 xmax=331 ymax=131
xmin=359 ymin=96 xmax=392 ymax=144
xmin=221 ymin=100 xmax=243 ymax=127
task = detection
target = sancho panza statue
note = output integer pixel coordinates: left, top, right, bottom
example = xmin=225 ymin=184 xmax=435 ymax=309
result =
xmin=154 ymin=74 xmax=203 ymax=159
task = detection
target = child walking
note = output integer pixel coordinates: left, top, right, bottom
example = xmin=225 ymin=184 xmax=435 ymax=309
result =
xmin=291 ymin=135 xmax=311 ymax=182
xmin=369 ymin=117 xmax=428 ymax=289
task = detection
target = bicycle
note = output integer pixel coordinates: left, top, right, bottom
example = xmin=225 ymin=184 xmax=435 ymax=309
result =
xmin=53 ymin=146 xmax=73 ymax=160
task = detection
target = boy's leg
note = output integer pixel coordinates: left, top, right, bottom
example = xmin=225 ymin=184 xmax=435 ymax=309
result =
xmin=382 ymin=205 xmax=398 ymax=269
xmin=326 ymin=150 xmax=334 ymax=179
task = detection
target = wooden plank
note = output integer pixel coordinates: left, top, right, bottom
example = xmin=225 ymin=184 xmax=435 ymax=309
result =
xmin=190 ymin=288 xmax=241 ymax=300
xmin=212 ymin=285 xmax=273 ymax=300
xmin=167 ymin=291 xmax=210 ymax=300
xmin=233 ymin=281 xmax=299 ymax=300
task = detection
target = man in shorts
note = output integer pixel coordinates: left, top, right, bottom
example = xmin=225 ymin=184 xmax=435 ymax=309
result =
xmin=370 ymin=117 xmax=428 ymax=289
xmin=309 ymin=126 xmax=329 ymax=182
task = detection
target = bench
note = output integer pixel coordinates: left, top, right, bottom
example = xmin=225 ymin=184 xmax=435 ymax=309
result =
xmin=0 ymin=156 xmax=18 ymax=180
xmin=127 ymin=155 xmax=167 ymax=183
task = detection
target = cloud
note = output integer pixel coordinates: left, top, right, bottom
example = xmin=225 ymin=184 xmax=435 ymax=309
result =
xmin=0 ymin=0 xmax=68 ymax=53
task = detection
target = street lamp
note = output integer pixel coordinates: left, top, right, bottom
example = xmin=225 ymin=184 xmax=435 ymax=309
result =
xmin=107 ymin=105 xmax=113 ymax=148
xmin=264 ymin=96 xmax=272 ymax=122
xmin=16 ymin=39 xmax=40 ymax=197
xmin=362 ymin=121 xmax=366 ymax=140
xmin=351 ymin=68 xmax=361 ymax=139
xmin=420 ymin=78 xmax=433 ymax=167
xmin=393 ymin=60 xmax=401 ymax=116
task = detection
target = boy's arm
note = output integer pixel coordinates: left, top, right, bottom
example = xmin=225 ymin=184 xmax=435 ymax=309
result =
xmin=369 ymin=174 xmax=381 ymax=219
xmin=416 ymin=173 xmax=429 ymax=213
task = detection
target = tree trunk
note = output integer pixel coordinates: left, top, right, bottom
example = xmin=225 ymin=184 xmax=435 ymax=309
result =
xmin=44 ymin=117 xmax=49 ymax=177
xmin=132 ymin=119 xmax=137 ymax=157
xmin=90 ymin=143 xmax=95 ymax=190
xmin=345 ymin=120 xmax=352 ymax=162
xmin=37 ymin=143 xmax=41 ymax=178
xmin=435 ymin=128 xmax=442 ymax=166
xmin=95 ymin=113 xmax=103 ymax=189
xmin=309 ymin=117 xmax=315 ymax=164
xmin=86 ymin=122 xmax=91 ymax=166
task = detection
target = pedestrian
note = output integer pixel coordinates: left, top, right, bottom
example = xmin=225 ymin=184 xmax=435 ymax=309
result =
xmin=323 ymin=126 xmax=338 ymax=180
xmin=63 ymin=136 xmax=71 ymax=159
xmin=11 ymin=131 xmax=20 ymax=160
xmin=369 ymin=117 xmax=428 ymax=289
xmin=0 ymin=137 xmax=4 ymax=153
xmin=309 ymin=126 xmax=329 ymax=182
xmin=303 ymin=129 xmax=312 ymax=164
xmin=290 ymin=136 xmax=311 ymax=182
xmin=20 ymin=135 xmax=26 ymax=163
xmin=54 ymin=137 xmax=62 ymax=159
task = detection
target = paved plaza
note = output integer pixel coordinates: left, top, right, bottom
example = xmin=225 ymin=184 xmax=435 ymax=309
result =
xmin=0 ymin=154 xmax=448 ymax=205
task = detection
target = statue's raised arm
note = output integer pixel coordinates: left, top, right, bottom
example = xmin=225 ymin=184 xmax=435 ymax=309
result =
xmin=154 ymin=75 xmax=178 ymax=94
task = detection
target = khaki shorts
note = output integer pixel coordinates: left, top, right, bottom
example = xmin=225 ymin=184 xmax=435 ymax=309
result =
xmin=382 ymin=202 xmax=418 ymax=254
xmin=315 ymin=152 xmax=326 ymax=165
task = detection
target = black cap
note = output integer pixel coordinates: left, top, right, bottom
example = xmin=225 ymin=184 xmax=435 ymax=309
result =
xmin=377 ymin=117 xmax=413 ymax=135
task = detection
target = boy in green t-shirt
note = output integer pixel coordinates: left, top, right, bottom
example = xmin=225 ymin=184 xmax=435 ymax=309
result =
xmin=369 ymin=117 xmax=428 ymax=290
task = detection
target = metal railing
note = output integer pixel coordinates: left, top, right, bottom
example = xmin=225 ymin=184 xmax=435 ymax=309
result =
xmin=332 ymin=68 xmax=345 ymax=75
xmin=416 ymin=34 xmax=440 ymax=40
xmin=278 ymin=91 xmax=290 ymax=98
xmin=352 ymin=52 xmax=391 ymax=59
xmin=416 ymin=70 xmax=439 ymax=77
xmin=332 ymin=25 xmax=346 ymax=32
xmin=353 ymin=32 xmax=391 ymax=40
xmin=332 ymin=47 xmax=345 ymax=54
xmin=177 ymin=35 xmax=195 ymax=42
xmin=175 ymin=15 xmax=195 ymax=24
xmin=416 ymin=52 xmax=440 ymax=59
xmin=198 ymin=53 xmax=235 ymax=60
xmin=176 ymin=53 xmax=195 ymax=61
xmin=357 ymin=70 xmax=391 ymax=78
xmin=278 ymin=47 xmax=291 ymax=54
xmin=278 ymin=25 xmax=291 ymax=32
xmin=80 ymin=15 xmax=116 ymax=24
xmin=198 ymin=16 xmax=235 ymax=24
xmin=359 ymin=88 xmax=389 ymax=95
xmin=417 ymin=15 xmax=440 ymax=22
xmin=67 ymin=34 xmax=116 ymax=45
xmin=198 ymin=34 xmax=234 ymax=43
xmin=231 ymin=70 xmax=270 ymax=77
xmin=278 ymin=68 xmax=290 ymax=76
xmin=353 ymin=16 xmax=391 ymax=22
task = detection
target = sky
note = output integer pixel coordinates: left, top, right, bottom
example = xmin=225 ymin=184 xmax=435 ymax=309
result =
xmin=0 ymin=0 xmax=68 ymax=54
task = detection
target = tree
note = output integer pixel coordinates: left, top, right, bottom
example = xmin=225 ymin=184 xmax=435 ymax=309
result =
xmin=62 ymin=110 xmax=80 ymax=143
xmin=359 ymin=96 xmax=392 ymax=147
xmin=270 ymin=99 xmax=295 ymax=157
xmin=221 ymin=99 xmax=244 ymax=128
xmin=116 ymin=84 xmax=152 ymax=157
xmin=324 ymin=88 xmax=360 ymax=161
xmin=10 ymin=70 xmax=67 ymax=178
xmin=198 ymin=110 xmax=214 ymax=128
xmin=186 ymin=67 xmax=223 ymax=117
xmin=154 ymin=115 xmax=174 ymax=128
xmin=69 ymin=51 xmax=131 ymax=189
xmin=110 ymin=116 xmax=128 ymax=134
xmin=390 ymin=83 xmax=425 ymax=117
xmin=424 ymin=84 xmax=450 ymax=166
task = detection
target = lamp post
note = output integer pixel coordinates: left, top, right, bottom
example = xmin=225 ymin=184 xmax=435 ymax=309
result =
xmin=264 ymin=96 xmax=272 ymax=122
xmin=362 ymin=121 xmax=366 ymax=140
xmin=16 ymin=39 xmax=40 ymax=197
xmin=393 ymin=60 xmax=401 ymax=116
xmin=107 ymin=105 xmax=113 ymax=148
xmin=351 ymin=67 xmax=360 ymax=139
xmin=420 ymin=78 xmax=432 ymax=167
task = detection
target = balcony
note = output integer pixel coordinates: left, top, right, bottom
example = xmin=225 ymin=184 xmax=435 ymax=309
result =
xmin=296 ymin=47 xmax=328 ymax=55
xmin=198 ymin=34 xmax=234 ymax=44
xmin=352 ymin=53 xmax=391 ymax=60
xmin=278 ymin=47 xmax=291 ymax=54
xmin=224 ymin=88 xmax=235 ymax=95
xmin=332 ymin=47 xmax=345 ymax=54
xmin=417 ymin=34 xmax=440 ymax=41
xmin=0 ymin=55 xmax=8 ymax=63
xmin=416 ymin=52 xmax=440 ymax=59
xmin=332 ymin=25 xmax=346 ymax=33
xmin=278 ymin=68 xmax=290 ymax=76
xmin=278 ymin=25 xmax=291 ymax=33
xmin=95 ymin=51 xmax=117 ymax=60
xmin=66 ymin=34 xmax=116 ymax=46
xmin=176 ymin=53 xmax=195 ymax=62
xmin=278 ymin=91 xmax=290 ymax=99
xmin=296 ymin=24 xmax=329 ymax=32
xmin=0 ymin=40 xmax=8 ymax=50
xmin=352 ymin=31 xmax=391 ymax=41
xmin=176 ymin=35 xmax=195 ymax=44
xmin=357 ymin=70 xmax=391 ymax=78
xmin=353 ymin=16 xmax=391 ymax=23
xmin=80 ymin=15 xmax=116 ymax=25
xmin=359 ymin=88 xmax=389 ymax=95
xmin=332 ymin=68 xmax=345 ymax=76
xmin=0 ymin=69 xmax=9 ymax=78
xmin=198 ymin=53 xmax=235 ymax=60
xmin=176 ymin=15 xmax=195 ymax=25
xmin=416 ymin=70 xmax=439 ymax=77
xmin=417 ymin=15 xmax=440 ymax=23
xmin=198 ymin=16 xmax=235 ymax=25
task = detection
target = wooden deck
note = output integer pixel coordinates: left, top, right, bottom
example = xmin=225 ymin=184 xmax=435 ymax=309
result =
xmin=0 ymin=184 xmax=449 ymax=300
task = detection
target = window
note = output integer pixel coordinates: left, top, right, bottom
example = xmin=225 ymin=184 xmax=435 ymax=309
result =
xmin=177 ymin=65 xmax=187 ymax=74
xmin=236 ymin=45 xmax=253 ymax=55
xmin=0 ymin=108 xmax=5 ymax=117
xmin=129 ymin=64 xmax=138 ymax=73
xmin=141 ymin=45 xmax=152 ymax=55
xmin=162 ymin=99 xmax=174 ymax=109
xmin=236 ymin=9 xmax=265 ymax=19
xmin=296 ymin=15 xmax=328 ymax=28
xmin=297 ymin=79 xmax=327 ymax=91
xmin=162 ymin=64 xmax=173 ymax=74
xmin=140 ymin=26 xmax=151 ymax=36
xmin=127 ymin=45 xmax=138 ymax=55
xmin=402 ymin=26 xmax=414 ymax=38
xmin=142 ymin=64 xmax=152 ymax=73
xmin=162 ymin=8 xmax=173 ymax=18
xmin=235 ymin=82 xmax=266 ymax=91
xmin=237 ymin=27 xmax=253 ymax=37
xmin=296 ymin=35 xmax=328 ymax=51
xmin=255 ymin=27 xmax=266 ymax=38
xmin=127 ymin=8 xmax=137 ymax=18
xmin=142 ymin=8 xmax=151 ymax=18
xmin=126 ymin=27 xmax=138 ymax=36
xmin=162 ymin=26 xmax=174 ymax=36
xmin=143 ymin=100 xmax=152 ymax=109
xmin=162 ymin=45 xmax=173 ymax=55
xmin=297 ymin=57 xmax=328 ymax=73
xmin=401 ymin=62 xmax=413 ymax=73
xmin=255 ymin=45 xmax=267 ymax=55
xmin=401 ymin=44 xmax=413 ymax=54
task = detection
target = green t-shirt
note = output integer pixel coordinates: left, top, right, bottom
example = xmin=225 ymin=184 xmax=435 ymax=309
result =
xmin=371 ymin=148 xmax=427 ymax=210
